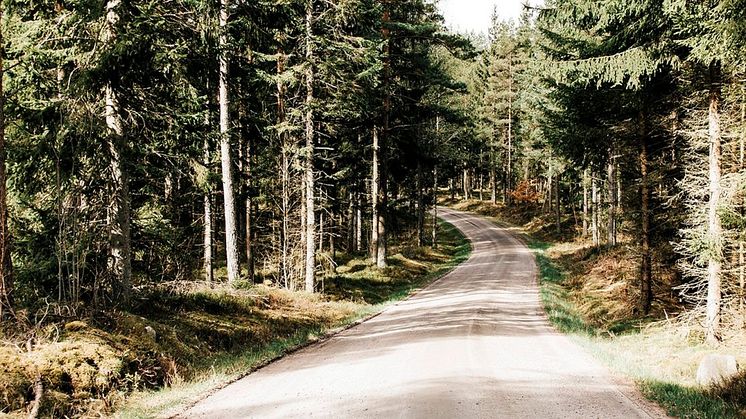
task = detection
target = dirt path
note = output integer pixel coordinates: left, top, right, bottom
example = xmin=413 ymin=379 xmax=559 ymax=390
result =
xmin=181 ymin=208 xmax=667 ymax=418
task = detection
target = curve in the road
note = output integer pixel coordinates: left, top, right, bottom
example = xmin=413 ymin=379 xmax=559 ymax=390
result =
xmin=181 ymin=207 xmax=666 ymax=419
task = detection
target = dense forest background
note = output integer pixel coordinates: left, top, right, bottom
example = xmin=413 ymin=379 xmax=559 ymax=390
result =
xmin=2 ymin=0 xmax=746 ymax=345
xmin=2 ymin=0 xmax=746 ymax=415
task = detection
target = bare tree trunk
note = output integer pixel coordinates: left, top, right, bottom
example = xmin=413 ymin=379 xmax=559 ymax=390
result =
xmin=277 ymin=51 xmax=291 ymax=288
xmin=490 ymin=164 xmax=497 ymax=204
xmin=463 ymin=167 xmax=469 ymax=200
xmin=304 ymin=1 xmax=316 ymax=292
xmin=555 ymin=173 xmax=561 ymax=234
xmin=592 ymin=175 xmax=599 ymax=247
xmin=432 ymin=166 xmax=438 ymax=248
xmin=203 ymin=89 xmax=213 ymax=283
xmin=478 ymin=149 xmax=484 ymax=201
xmin=104 ymin=0 xmax=132 ymax=305
xmin=377 ymin=3 xmax=391 ymax=269
xmin=608 ymin=148 xmax=617 ymax=246
xmin=0 ymin=10 xmax=13 ymax=319
xmin=640 ymin=112 xmax=653 ymax=315
xmin=245 ymin=136 xmax=254 ymax=283
xmin=417 ymin=161 xmax=425 ymax=247
xmin=218 ymin=0 xmax=240 ymax=283
xmin=547 ymin=171 xmax=553 ymax=214
xmin=705 ymin=62 xmax=723 ymax=344
xmin=356 ymin=192 xmax=362 ymax=252
xmin=583 ymin=169 xmax=589 ymax=237
xmin=371 ymin=127 xmax=380 ymax=261
xmin=506 ymin=55 xmax=514 ymax=206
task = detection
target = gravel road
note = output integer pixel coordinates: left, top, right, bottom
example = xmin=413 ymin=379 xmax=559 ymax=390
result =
xmin=180 ymin=207 xmax=667 ymax=419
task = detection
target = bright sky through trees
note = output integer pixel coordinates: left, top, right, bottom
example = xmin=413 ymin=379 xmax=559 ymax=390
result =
xmin=437 ymin=0 xmax=538 ymax=34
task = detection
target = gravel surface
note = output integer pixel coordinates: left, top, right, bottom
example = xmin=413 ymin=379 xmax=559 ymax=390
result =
xmin=180 ymin=208 xmax=668 ymax=419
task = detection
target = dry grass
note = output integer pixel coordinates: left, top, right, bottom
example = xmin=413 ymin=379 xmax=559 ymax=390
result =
xmin=0 ymin=220 xmax=469 ymax=418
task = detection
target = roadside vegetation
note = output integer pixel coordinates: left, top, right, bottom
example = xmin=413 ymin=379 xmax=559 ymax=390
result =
xmin=0 ymin=221 xmax=468 ymax=418
xmin=450 ymin=200 xmax=746 ymax=419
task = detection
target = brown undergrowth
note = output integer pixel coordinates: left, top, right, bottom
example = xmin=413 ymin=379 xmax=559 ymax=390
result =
xmin=446 ymin=198 xmax=681 ymax=329
xmin=1 ymin=221 xmax=469 ymax=418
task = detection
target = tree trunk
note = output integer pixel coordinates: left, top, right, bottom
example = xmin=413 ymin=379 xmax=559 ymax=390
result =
xmin=245 ymin=136 xmax=254 ymax=283
xmin=608 ymin=148 xmax=617 ymax=246
xmin=490 ymin=162 xmax=497 ymax=204
xmin=377 ymin=3 xmax=390 ymax=269
xmin=304 ymin=1 xmax=316 ymax=292
xmin=277 ymin=51 xmax=291 ymax=288
xmin=506 ymin=54 xmax=514 ymax=206
xmin=705 ymin=62 xmax=723 ymax=344
xmin=356 ymin=192 xmax=363 ymax=252
xmin=583 ymin=169 xmax=589 ymax=237
xmin=640 ymin=112 xmax=653 ymax=315
xmin=432 ymin=166 xmax=438 ymax=248
xmin=203 ymin=89 xmax=213 ymax=283
xmin=555 ymin=173 xmax=561 ymax=234
xmin=0 ymin=10 xmax=13 ymax=319
xmin=104 ymin=0 xmax=132 ymax=305
xmin=417 ymin=161 xmax=425 ymax=247
xmin=218 ymin=0 xmax=240 ymax=283
xmin=371 ymin=127 xmax=380 ymax=261
xmin=592 ymin=175 xmax=599 ymax=247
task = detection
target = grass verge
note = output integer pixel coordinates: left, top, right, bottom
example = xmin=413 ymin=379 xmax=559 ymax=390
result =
xmin=449 ymin=200 xmax=746 ymax=419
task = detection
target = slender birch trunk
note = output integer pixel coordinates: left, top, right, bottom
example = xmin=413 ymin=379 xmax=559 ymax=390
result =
xmin=104 ymin=0 xmax=132 ymax=305
xmin=705 ymin=62 xmax=723 ymax=344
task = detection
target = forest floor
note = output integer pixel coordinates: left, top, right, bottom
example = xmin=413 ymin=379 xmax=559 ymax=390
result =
xmin=447 ymin=199 xmax=746 ymax=418
xmin=0 ymin=221 xmax=469 ymax=418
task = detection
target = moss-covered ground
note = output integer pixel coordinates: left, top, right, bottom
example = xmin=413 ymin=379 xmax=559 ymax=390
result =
xmin=0 ymin=220 xmax=470 ymax=418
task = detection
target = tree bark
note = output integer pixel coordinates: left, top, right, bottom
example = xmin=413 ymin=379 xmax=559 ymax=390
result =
xmin=705 ymin=62 xmax=723 ymax=344
xmin=104 ymin=0 xmax=132 ymax=305
xmin=203 ymin=87 xmax=213 ymax=283
xmin=304 ymin=1 xmax=316 ymax=292
xmin=356 ymin=191 xmax=363 ymax=252
xmin=555 ymin=172 xmax=561 ymax=234
xmin=218 ymin=0 xmax=240 ymax=283
xmin=245 ymin=135 xmax=255 ymax=283
xmin=583 ymin=169 xmax=589 ymax=237
xmin=0 ymin=8 xmax=13 ymax=319
xmin=276 ymin=50 xmax=292 ymax=288
xmin=377 ymin=2 xmax=390 ymax=269
xmin=592 ymin=175 xmax=599 ymax=247
xmin=432 ymin=166 xmax=438 ymax=248
xmin=417 ymin=161 xmax=425 ymax=246
xmin=371 ymin=127 xmax=380 ymax=260
xmin=607 ymin=148 xmax=617 ymax=246
xmin=640 ymin=112 xmax=653 ymax=315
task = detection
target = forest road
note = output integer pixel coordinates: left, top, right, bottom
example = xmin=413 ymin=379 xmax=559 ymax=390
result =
xmin=180 ymin=208 xmax=668 ymax=419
